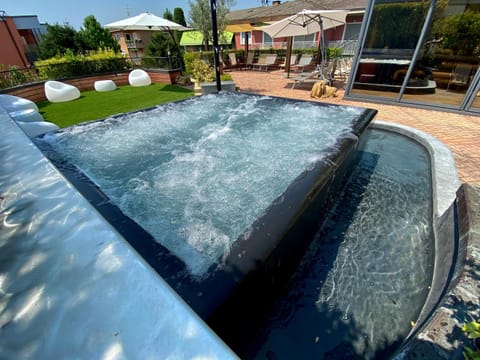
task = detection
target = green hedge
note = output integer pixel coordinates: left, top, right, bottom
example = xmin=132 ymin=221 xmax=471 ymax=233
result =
xmin=34 ymin=49 xmax=130 ymax=79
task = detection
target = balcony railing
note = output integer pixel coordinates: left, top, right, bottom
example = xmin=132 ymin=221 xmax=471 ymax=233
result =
xmin=246 ymin=40 xmax=356 ymax=52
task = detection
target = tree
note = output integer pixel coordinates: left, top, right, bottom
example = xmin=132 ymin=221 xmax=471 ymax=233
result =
xmin=188 ymin=0 xmax=235 ymax=50
xmin=433 ymin=10 xmax=480 ymax=56
xmin=173 ymin=8 xmax=187 ymax=27
xmin=38 ymin=23 xmax=80 ymax=59
xmin=163 ymin=9 xmax=173 ymax=21
xmin=77 ymin=15 xmax=120 ymax=52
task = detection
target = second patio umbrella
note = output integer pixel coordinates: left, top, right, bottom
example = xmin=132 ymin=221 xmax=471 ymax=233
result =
xmin=262 ymin=9 xmax=348 ymax=75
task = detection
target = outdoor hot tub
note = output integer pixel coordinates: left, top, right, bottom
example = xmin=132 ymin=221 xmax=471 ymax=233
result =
xmin=0 ymin=92 xmax=469 ymax=359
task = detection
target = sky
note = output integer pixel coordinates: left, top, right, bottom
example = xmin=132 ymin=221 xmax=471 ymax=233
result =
xmin=1 ymin=0 xmax=270 ymax=29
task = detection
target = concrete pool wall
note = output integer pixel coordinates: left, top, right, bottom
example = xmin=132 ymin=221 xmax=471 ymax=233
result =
xmin=0 ymin=97 xmax=478 ymax=359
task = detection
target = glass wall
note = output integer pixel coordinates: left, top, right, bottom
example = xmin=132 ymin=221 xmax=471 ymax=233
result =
xmin=347 ymin=0 xmax=480 ymax=113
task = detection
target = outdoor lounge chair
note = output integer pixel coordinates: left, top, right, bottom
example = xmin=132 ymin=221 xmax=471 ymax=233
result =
xmin=245 ymin=52 xmax=254 ymax=69
xmin=279 ymin=54 xmax=298 ymax=70
xmin=291 ymin=55 xmax=314 ymax=72
xmin=225 ymin=52 xmax=246 ymax=71
xmin=129 ymin=69 xmax=151 ymax=87
xmin=291 ymin=71 xmax=321 ymax=88
xmin=252 ymin=54 xmax=277 ymax=71
xmin=44 ymin=81 xmax=81 ymax=103
xmin=447 ymin=63 xmax=472 ymax=91
xmin=291 ymin=60 xmax=337 ymax=88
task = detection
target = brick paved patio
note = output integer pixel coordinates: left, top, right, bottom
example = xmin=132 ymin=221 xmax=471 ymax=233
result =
xmin=229 ymin=70 xmax=480 ymax=185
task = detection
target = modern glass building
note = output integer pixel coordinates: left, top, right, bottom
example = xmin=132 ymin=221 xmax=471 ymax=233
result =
xmin=345 ymin=0 xmax=480 ymax=114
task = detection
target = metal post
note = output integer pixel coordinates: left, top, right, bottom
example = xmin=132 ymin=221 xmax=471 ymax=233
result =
xmin=210 ymin=0 xmax=222 ymax=92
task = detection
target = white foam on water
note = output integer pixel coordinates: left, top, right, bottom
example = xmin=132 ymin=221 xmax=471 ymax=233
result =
xmin=39 ymin=93 xmax=365 ymax=276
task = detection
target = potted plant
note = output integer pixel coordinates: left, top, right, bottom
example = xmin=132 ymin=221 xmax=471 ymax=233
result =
xmin=191 ymin=59 xmax=236 ymax=95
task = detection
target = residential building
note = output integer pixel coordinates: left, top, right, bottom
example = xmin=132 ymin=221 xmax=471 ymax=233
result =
xmin=0 ymin=11 xmax=46 ymax=67
xmin=110 ymin=30 xmax=152 ymax=63
xmin=227 ymin=0 xmax=366 ymax=52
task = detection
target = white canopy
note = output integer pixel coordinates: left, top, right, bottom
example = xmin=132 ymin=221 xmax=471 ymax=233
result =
xmin=105 ymin=12 xmax=189 ymax=31
xmin=262 ymin=9 xmax=348 ymax=38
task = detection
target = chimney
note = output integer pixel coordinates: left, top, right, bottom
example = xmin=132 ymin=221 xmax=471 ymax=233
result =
xmin=272 ymin=1 xmax=281 ymax=5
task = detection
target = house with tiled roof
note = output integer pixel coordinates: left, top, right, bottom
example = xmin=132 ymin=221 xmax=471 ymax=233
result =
xmin=227 ymin=0 xmax=366 ymax=54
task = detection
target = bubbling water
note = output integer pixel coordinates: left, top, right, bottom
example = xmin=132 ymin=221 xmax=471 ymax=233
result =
xmin=39 ymin=93 xmax=365 ymax=275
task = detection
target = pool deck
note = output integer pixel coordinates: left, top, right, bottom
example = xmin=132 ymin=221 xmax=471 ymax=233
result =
xmin=229 ymin=70 xmax=480 ymax=359
xmin=229 ymin=70 xmax=480 ymax=186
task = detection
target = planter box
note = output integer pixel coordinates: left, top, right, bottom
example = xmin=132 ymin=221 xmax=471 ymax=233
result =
xmin=201 ymin=81 xmax=236 ymax=95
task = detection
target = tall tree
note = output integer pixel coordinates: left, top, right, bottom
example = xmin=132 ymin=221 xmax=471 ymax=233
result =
xmin=77 ymin=15 xmax=120 ymax=52
xmin=188 ymin=0 xmax=235 ymax=50
xmin=173 ymin=8 xmax=187 ymax=26
xmin=38 ymin=23 xmax=79 ymax=59
xmin=163 ymin=9 xmax=173 ymax=21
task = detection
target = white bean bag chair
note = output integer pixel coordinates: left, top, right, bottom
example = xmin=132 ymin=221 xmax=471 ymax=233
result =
xmin=0 ymin=94 xmax=38 ymax=112
xmin=94 ymin=79 xmax=117 ymax=92
xmin=17 ymin=121 xmax=59 ymax=138
xmin=44 ymin=81 xmax=81 ymax=103
xmin=128 ymin=69 xmax=151 ymax=87
xmin=9 ymin=108 xmax=44 ymax=123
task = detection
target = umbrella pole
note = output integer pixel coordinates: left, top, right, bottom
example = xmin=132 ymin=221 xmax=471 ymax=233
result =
xmin=286 ymin=36 xmax=293 ymax=78
xmin=210 ymin=0 xmax=222 ymax=92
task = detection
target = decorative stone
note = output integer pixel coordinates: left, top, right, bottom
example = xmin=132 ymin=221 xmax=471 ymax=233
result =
xmin=94 ymin=80 xmax=117 ymax=92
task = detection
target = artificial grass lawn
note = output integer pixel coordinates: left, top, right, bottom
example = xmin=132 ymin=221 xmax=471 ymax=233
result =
xmin=37 ymin=83 xmax=194 ymax=128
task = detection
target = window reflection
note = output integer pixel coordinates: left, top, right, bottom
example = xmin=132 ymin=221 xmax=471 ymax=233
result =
xmin=350 ymin=0 xmax=480 ymax=112
xmin=353 ymin=0 xmax=428 ymax=96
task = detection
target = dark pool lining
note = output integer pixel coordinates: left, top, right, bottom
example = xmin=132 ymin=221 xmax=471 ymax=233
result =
xmin=35 ymin=93 xmax=377 ymax=355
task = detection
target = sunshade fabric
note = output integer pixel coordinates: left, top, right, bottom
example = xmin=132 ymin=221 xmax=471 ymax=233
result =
xmin=262 ymin=9 xmax=348 ymax=38
xmin=180 ymin=31 xmax=234 ymax=46
xmin=105 ymin=12 xmax=189 ymax=31
xmin=225 ymin=23 xmax=266 ymax=32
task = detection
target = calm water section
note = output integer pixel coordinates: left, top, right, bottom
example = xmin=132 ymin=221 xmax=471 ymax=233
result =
xmin=249 ymin=128 xmax=434 ymax=359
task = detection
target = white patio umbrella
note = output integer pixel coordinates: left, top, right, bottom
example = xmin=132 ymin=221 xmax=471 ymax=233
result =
xmin=104 ymin=12 xmax=189 ymax=32
xmin=262 ymin=9 xmax=348 ymax=75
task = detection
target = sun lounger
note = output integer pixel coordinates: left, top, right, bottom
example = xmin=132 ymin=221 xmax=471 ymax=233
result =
xmin=291 ymin=55 xmax=314 ymax=72
xmin=291 ymin=71 xmax=321 ymax=88
xmin=224 ymin=53 xmax=244 ymax=71
xmin=279 ymin=54 xmax=298 ymax=70
xmin=252 ymin=54 xmax=277 ymax=71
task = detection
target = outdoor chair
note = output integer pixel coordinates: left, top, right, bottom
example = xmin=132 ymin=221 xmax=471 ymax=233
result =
xmin=319 ymin=59 xmax=338 ymax=85
xmin=291 ymin=71 xmax=321 ymax=88
xmin=129 ymin=69 xmax=152 ymax=87
xmin=291 ymin=55 xmax=315 ymax=72
xmin=44 ymin=81 xmax=81 ymax=103
xmin=225 ymin=53 xmax=245 ymax=71
xmin=447 ymin=63 xmax=472 ymax=91
xmin=252 ymin=54 xmax=277 ymax=71
xmin=279 ymin=54 xmax=298 ymax=70
xmin=245 ymin=52 xmax=254 ymax=70
xmin=334 ymin=57 xmax=352 ymax=81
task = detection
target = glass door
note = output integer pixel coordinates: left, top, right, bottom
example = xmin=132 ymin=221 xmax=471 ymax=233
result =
xmin=348 ymin=0 xmax=480 ymax=112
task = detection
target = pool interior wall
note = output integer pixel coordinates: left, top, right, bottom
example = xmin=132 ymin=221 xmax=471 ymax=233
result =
xmin=0 ymin=96 xmax=472 ymax=359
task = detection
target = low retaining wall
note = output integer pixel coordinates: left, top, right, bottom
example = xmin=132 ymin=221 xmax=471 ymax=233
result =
xmin=1 ymin=68 xmax=182 ymax=103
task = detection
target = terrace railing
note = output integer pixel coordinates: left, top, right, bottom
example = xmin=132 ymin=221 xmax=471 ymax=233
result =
xmin=0 ymin=55 xmax=184 ymax=91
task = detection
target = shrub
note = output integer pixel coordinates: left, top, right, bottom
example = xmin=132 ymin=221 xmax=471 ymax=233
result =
xmin=0 ymin=65 xmax=42 ymax=89
xmin=191 ymin=58 xmax=215 ymax=82
xmin=35 ymin=48 xmax=129 ymax=79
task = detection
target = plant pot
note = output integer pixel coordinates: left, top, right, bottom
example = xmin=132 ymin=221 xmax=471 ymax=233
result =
xmin=200 ymin=81 xmax=236 ymax=95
